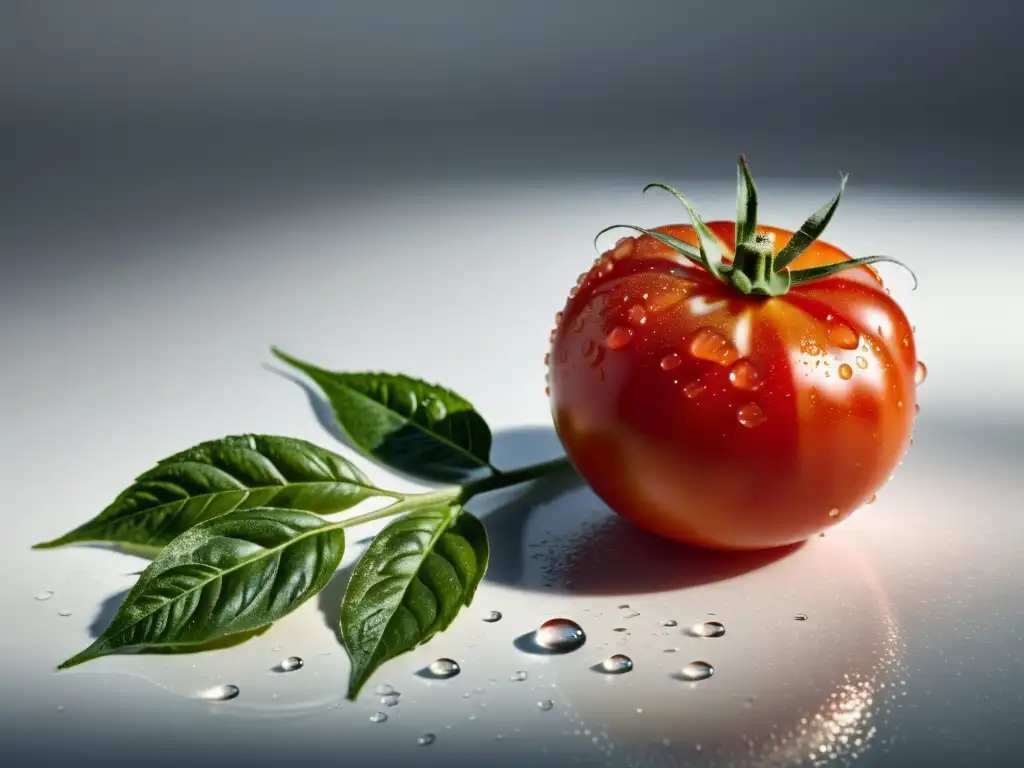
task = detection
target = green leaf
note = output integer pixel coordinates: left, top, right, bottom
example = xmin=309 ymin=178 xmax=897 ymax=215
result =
xmin=773 ymin=172 xmax=848 ymax=271
xmin=34 ymin=435 xmax=386 ymax=552
xmin=787 ymin=255 xmax=918 ymax=289
xmin=734 ymin=155 xmax=759 ymax=252
xmin=642 ymin=183 xmax=725 ymax=280
xmin=593 ymin=224 xmax=704 ymax=268
xmin=271 ymin=349 xmax=495 ymax=483
xmin=341 ymin=504 xmax=489 ymax=699
xmin=58 ymin=507 xmax=345 ymax=669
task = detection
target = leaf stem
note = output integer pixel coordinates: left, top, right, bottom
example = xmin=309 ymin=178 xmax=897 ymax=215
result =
xmin=335 ymin=456 xmax=576 ymax=530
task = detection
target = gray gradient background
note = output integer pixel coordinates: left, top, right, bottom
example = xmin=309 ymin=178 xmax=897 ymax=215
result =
xmin=2 ymin=1 xmax=1023 ymax=766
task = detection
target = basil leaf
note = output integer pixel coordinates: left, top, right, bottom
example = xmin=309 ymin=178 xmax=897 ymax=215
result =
xmin=272 ymin=348 xmax=495 ymax=482
xmin=341 ymin=504 xmax=489 ymax=699
xmin=57 ymin=507 xmax=345 ymax=669
xmin=34 ymin=435 xmax=385 ymax=552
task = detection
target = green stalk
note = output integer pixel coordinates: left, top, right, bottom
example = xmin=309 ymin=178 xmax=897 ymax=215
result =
xmin=334 ymin=456 xmax=576 ymax=530
xmin=603 ymin=157 xmax=916 ymax=297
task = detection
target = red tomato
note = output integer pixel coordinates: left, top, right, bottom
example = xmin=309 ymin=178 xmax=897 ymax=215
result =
xmin=548 ymin=170 xmax=919 ymax=551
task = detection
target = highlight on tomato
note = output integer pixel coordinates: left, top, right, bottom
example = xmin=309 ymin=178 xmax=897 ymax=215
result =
xmin=547 ymin=157 xmax=923 ymax=551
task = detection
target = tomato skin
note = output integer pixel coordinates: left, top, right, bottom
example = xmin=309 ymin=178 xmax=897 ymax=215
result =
xmin=548 ymin=221 xmax=916 ymax=551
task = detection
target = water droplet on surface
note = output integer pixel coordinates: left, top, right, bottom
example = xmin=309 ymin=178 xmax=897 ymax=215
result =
xmin=915 ymin=360 xmax=928 ymax=385
xmin=537 ymin=699 xmax=554 ymax=711
xmin=691 ymin=621 xmax=726 ymax=638
xmin=57 ymin=610 xmax=73 ymax=617
xmin=828 ymin=508 xmax=840 ymax=518
xmin=510 ymin=670 xmax=529 ymax=682
xmin=482 ymin=610 xmax=502 ymax=623
xmin=34 ymin=590 xmax=54 ymax=601
xmin=369 ymin=711 xmax=388 ymax=723
xmin=418 ymin=733 xmax=436 ymax=746
xmin=683 ymin=381 xmax=705 ymax=399
xmin=867 ymin=493 xmax=877 ymax=504
xmin=381 ymin=693 xmax=401 ymax=707
xmin=660 ymin=619 xmax=678 ymax=627
xmin=627 ymin=304 xmax=647 ymax=326
xmin=277 ymin=656 xmax=303 ymax=672
xmin=679 ymin=661 xmax=714 ymax=682
xmin=794 ymin=613 xmax=808 ymax=621
xmin=896 ymin=400 xmax=904 ymax=409
xmin=605 ymin=326 xmax=632 ymax=350
xmin=737 ymin=402 xmax=766 ymax=428
xmin=856 ymin=355 xmax=869 ymax=369
xmin=828 ymin=324 xmax=860 ymax=350
xmin=535 ymin=618 xmax=586 ymax=653
xmin=838 ymin=363 xmax=853 ymax=380
xmin=199 ymin=684 xmax=239 ymax=702
xmin=728 ymin=359 xmax=763 ymax=390
xmin=374 ymin=683 xmax=396 ymax=695
xmin=427 ymin=658 xmax=461 ymax=679
xmin=599 ymin=654 xmax=634 ymax=674
xmin=689 ymin=327 xmax=739 ymax=366
xmin=659 ymin=352 xmax=681 ymax=371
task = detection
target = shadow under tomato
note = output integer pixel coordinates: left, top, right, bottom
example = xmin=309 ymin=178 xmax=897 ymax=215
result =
xmin=478 ymin=426 xmax=803 ymax=596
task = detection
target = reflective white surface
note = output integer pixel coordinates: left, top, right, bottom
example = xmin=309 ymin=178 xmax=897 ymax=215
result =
xmin=2 ymin=179 xmax=1022 ymax=766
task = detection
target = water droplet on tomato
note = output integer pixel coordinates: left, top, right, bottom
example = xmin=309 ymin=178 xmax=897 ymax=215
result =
xmin=838 ymin=363 xmax=853 ymax=380
xmin=549 ymin=329 xmax=557 ymax=343
xmin=736 ymin=403 xmax=766 ymax=428
xmin=689 ymin=328 xmax=738 ymax=366
xmin=627 ymin=304 xmax=647 ymax=326
xmin=828 ymin=508 xmax=840 ymax=518
xmin=828 ymin=324 xmax=859 ymax=350
xmin=568 ymin=286 xmax=579 ymax=299
xmin=613 ymin=238 xmax=635 ymax=259
xmin=866 ymin=493 xmax=877 ymax=504
xmin=535 ymin=618 xmax=586 ymax=653
xmin=915 ymin=361 xmax=927 ymax=385
xmin=728 ymin=359 xmax=762 ymax=390
xmin=679 ymin=661 xmax=714 ymax=682
xmin=896 ymin=400 xmax=904 ymax=409
xmin=660 ymin=352 xmax=681 ymax=371
xmin=856 ymin=356 xmax=869 ymax=369
xmin=543 ymin=352 xmax=550 ymax=366
xmin=427 ymin=658 xmax=461 ymax=679
xmin=691 ymin=621 xmax=726 ymax=638
xmin=572 ymin=315 xmax=584 ymax=332
xmin=554 ymin=311 xmax=563 ymax=327
xmin=606 ymin=326 xmax=632 ymax=350
xmin=902 ymin=335 xmax=910 ymax=348
xmin=683 ymin=381 xmax=705 ymax=399
xmin=599 ymin=654 xmax=634 ymax=674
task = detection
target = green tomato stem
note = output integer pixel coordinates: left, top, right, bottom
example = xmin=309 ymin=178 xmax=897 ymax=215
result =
xmin=335 ymin=456 xmax=576 ymax=530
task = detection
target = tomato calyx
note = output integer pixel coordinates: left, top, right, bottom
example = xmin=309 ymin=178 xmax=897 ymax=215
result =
xmin=594 ymin=156 xmax=917 ymax=297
